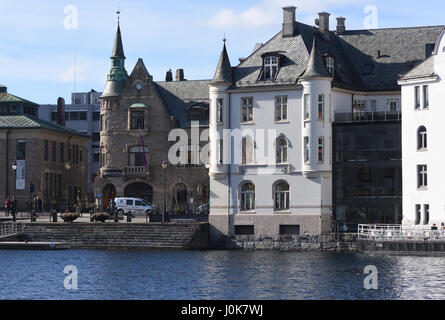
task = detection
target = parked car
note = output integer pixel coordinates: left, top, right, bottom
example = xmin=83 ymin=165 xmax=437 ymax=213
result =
xmin=115 ymin=198 xmax=152 ymax=217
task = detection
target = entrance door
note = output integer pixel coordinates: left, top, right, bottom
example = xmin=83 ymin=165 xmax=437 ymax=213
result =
xmin=124 ymin=183 xmax=153 ymax=203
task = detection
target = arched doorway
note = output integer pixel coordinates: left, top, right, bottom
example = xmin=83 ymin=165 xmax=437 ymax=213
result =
xmin=124 ymin=182 xmax=153 ymax=203
xmin=173 ymin=183 xmax=188 ymax=212
xmin=103 ymin=184 xmax=116 ymax=210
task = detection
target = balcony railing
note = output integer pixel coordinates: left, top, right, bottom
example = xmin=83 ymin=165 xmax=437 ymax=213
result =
xmin=358 ymin=224 xmax=445 ymax=241
xmin=335 ymin=111 xmax=401 ymax=123
xmin=123 ymin=166 xmax=150 ymax=178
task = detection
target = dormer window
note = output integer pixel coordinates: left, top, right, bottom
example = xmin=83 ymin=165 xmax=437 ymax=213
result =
xmin=264 ymin=56 xmax=279 ymax=80
xmin=326 ymin=56 xmax=335 ymax=77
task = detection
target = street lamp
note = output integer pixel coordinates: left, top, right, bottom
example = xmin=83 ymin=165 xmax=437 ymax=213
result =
xmin=162 ymin=161 xmax=168 ymax=223
xmin=11 ymin=161 xmax=17 ymax=198
xmin=65 ymin=161 xmax=71 ymax=209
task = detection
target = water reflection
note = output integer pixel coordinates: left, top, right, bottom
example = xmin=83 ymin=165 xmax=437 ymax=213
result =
xmin=1 ymin=250 xmax=445 ymax=300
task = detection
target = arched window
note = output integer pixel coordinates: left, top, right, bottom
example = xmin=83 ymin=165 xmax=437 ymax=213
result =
xmin=274 ymin=181 xmax=289 ymax=211
xmin=417 ymin=126 xmax=427 ymax=150
xmin=240 ymin=182 xmax=255 ymax=211
xmin=264 ymin=56 xmax=279 ymax=80
xmin=276 ymin=137 xmax=288 ymax=163
xmin=242 ymin=136 xmax=254 ymax=164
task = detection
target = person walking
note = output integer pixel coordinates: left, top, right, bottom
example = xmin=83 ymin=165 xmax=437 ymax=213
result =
xmin=4 ymin=198 xmax=10 ymax=217
xmin=10 ymin=197 xmax=17 ymax=222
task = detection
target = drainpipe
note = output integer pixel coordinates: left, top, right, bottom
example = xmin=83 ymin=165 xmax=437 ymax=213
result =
xmin=5 ymin=130 xmax=10 ymax=199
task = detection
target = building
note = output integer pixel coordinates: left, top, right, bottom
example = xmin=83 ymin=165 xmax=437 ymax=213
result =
xmin=39 ymin=90 xmax=102 ymax=202
xmin=208 ymin=6 xmax=443 ymax=245
xmin=94 ymin=22 xmax=210 ymax=213
xmin=0 ymin=85 xmax=90 ymax=211
xmin=399 ymin=29 xmax=445 ymax=227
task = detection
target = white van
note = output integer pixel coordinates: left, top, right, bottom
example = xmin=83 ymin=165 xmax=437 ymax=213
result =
xmin=115 ymin=198 xmax=152 ymax=217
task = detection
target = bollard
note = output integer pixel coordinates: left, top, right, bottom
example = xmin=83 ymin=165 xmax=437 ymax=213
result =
xmin=127 ymin=211 xmax=132 ymax=223
xmin=52 ymin=210 xmax=58 ymax=223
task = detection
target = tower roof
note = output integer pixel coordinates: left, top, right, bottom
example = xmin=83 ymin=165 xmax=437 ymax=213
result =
xmin=111 ymin=23 xmax=126 ymax=59
xmin=301 ymin=36 xmax=331 ymax=80
xmin=210 ymin=42 xmax=233 ymax=85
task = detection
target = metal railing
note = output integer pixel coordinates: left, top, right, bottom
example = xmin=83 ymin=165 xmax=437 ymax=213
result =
xmin=335 ymin=111 xmax=401 ymax=123
xmin=358 ymin=224 xmax=445 ymax=241
xmin=0 ymin=222 xmax=25 ymax=239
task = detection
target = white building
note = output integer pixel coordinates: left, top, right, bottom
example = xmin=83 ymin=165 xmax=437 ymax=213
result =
xmin=399 ymin=30 xmax=445 ymax=228
xmin=208 ymin=6 xmax=443 ymax=245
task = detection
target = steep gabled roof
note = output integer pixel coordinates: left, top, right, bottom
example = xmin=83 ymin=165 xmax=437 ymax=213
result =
xmin=400 ymin=55 xmax=436 ymax=80
xmin=111 ymin=23 xmax=126 ymax=59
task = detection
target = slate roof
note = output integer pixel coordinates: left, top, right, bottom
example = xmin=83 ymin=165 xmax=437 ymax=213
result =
xmin=211 ymin=43 xmax=233 ymax=84
xmin=301 ymin=37 xmax=332 ymax=79
xmin=399 ymin=55 xmax=436 ymax=80
xmin=0 ymin=115 xmax=90 ymax=138
xmin=227 ymin=22 xmax=445 ymax=91
xmin=111 ymin=23 xmax=125 ymax=59
xmin=155 ymin=80 xmax=210 ymax=128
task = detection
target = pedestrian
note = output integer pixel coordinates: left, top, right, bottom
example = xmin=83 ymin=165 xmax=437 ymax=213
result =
xmin=4 ymin=198 xmax=10 ymax=216
xmin=37 ymin=196 xmax=42 ymax=213
xmin=431 ymin=223 xmax=438 ymax=231
xmin=10 ymin=197 xmax=17 ymax=222
xmin=440 ymin=223 xmax=445 ymax=231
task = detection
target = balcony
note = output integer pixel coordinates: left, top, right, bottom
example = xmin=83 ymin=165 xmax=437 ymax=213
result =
xmin=123 ymin=166 xmax=150 ymax=179
xmin=334 ymin=110 xmax=401 ymax=123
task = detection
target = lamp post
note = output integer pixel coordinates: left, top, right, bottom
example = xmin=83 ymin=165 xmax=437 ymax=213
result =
xmin=11 ymin=161 xmax=17 ymax=199
xmin=162 ymin=161 xmax=168 ymax=223
xmin=65 ymin=161 xmax=71 ymax=209
xmin=11 ymin=161 xmax=17 ymax=222
xmin=205 ymin=163 xmax=210 ymax=212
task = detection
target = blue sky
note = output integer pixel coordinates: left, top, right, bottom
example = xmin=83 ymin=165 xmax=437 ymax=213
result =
xmin=0 ymin=0 xmax=444 ymax=104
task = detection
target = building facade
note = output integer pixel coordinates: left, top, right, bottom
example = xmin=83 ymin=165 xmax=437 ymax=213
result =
xmin=0 ymin=85 xmax=90 ymax=211
xmin=399 ymin=29 xmax=445 ymax=227
xmin=94 ymin=22 xmax=210 ymax=213
xmin=208 ymin=6 xmax=443 ymax=245
xmin=39 ymin=90 xmax=101 ymax=202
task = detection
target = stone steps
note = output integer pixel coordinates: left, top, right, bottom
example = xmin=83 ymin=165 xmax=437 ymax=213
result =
xmin=2 ymin=222 xmax=209 ymax=249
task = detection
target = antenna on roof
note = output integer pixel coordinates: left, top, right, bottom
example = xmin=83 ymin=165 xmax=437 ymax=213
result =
xmin=74 ymin=48 xmax=77 ymax=103
xmin=223 ymin=33 xmax=227 ymax=44
xmin=117 ymin=1 xmax=121 ymax=23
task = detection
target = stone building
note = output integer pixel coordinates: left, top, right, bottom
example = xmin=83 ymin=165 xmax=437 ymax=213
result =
xmin=95 ymin=22 xmax=209 ymax=213
xmin=0 ymin=85 xmax=90 ymax=211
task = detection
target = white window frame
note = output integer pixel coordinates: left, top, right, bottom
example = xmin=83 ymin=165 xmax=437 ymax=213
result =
xmin=242 ymin=136 xmax=254 ymax=165
xmin=326 ymin=57 xmax=335 ymax=77
xmin=304 ymin=136 xmax=310 ymax=164
xmin=304 ymin=94 xmax=310 ymax=121
xmin=276 ymin=137 xmax=288 ymax=164
xmin=274 ymin=182 xmax=290 ymax=211
xmin=240 ymin=183 xmax=255 ymax=211
xmin=423 ymin=85 xmax=429 ymax=109
xmin=275 ymin=96 xmax=288 ymax=122
xmin=217 ymin=139 xmax=223 ymax=165
xmin=417 ymin=126 xmax=427 ymax=151
xmin=415 ymin=86 xmax=421 ymax=109
xmin=388 ymin=99 xmax=399 ymax=112
xmin=317 ymin=94 xmax=324 ymax=120
xmin=217 ymin=98 xmax=224 ymax=123
xmin=264 ymin=56 xmax=279 ymax=80
xmin=241 ymin=97 xmax=254 ymax=123
xmin=417 ymin=165 xmax=428 ymax=189
xmin=423 ymin=204 xmax=430 ymax=225
xmin=317 ymin=137 xmax=324 ymax=163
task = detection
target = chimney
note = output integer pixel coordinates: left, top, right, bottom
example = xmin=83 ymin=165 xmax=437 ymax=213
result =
xmin=282 ymin=6 xmax=296 ymax=38
xmin=176 ymin=69 xmax=184 ymax=81
xmin=318 ymin=12 xmax=330 ymax=39
xmin=336 ymin=17 xmax=346 ymax=35
xmin=57 ymin=97 xmax=65 ymax=127
xmin=166 ymin=69 xmax=173 ymax=82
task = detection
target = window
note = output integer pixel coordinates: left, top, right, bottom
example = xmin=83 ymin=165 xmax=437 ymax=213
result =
xmin=242 ymin=136 xmax=254 ymax=165
xmin=70 ymin=112 xmax=79 ymax=121
xmin=362 ymin=63 xmax=374 ymax=75
xmin=217 ymin=98 xmax=224 ymax=123
xmin=423 ymin=204 xmax=430 ymax=225
xmin=317 ymin=94 xmax=324 ymax=120
xmin=304 ymin=137 xmax=310 ymax=163
xmin=415 ymin=205 xmax=421 ymax=225
xmin=264 ymin=56 xmax=279 ymax=80
xmin=276 ymin=137 xmax=288 ymax=163
xmin=370 ymin=100 xmax=377 ymax=112
xmin=217 ymin=140 xmax=223 ymax=164
xmin=79 ymin=112 xmax=87 ymax=120
xmin=100 ymin=115 xmax=105 ymax=131
xmin=129 ymin=146 xmax=149 ymax=167
xmin=60 ymin=142 xmax=64 ymax=162
xmin=275 ymin=96 xmax=288 ymax=121
xmin=417 ymin=126 xmax=427 ymax=150
xmin=415 ymin=86 xmax=421 ymax=109
xmin=130 ymin=111 xmax=145 ymax=130
xmin=326 ymin=56 xmax=335 ymax=77
xmin=423 ymin=85 xmax=429 ymax=108
xmin=353 ymin=100 xmax=366 ymax=120
xmin=234 ymin=225 xmax=255 ymax=235
xmin=17 ymin=140 xmax=26 ymax=160
xmin=52 ymin=141 xmax=56 ymax=162
xmin=317 ymin=137 xmax=324 ymax=163
xmin=126 ymin=200 xmax=134 ymax=206
xmin=51 ymin=112 xmax=57 ymax=122
xmin=274 ymin=182 xmax=289 ymax=211
xmin=304 ymin=94 xmax=310 ymax=120
xmin=417 ymin=165 xmax=428 ymax=189
xmin=240 ymin=183 xmax=255 ymax=211
xmin=189 ymin=110 xmax=203 ymax=121
xmin=388 ymin=99 xmax=399 ymax=111
xmin=242 ymin=97 xmax=253 ymax=123
xmin=44 ymin=140 xmax=48 ymax=161
xmin=280 ymin=225 xmax=300 ymax=235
